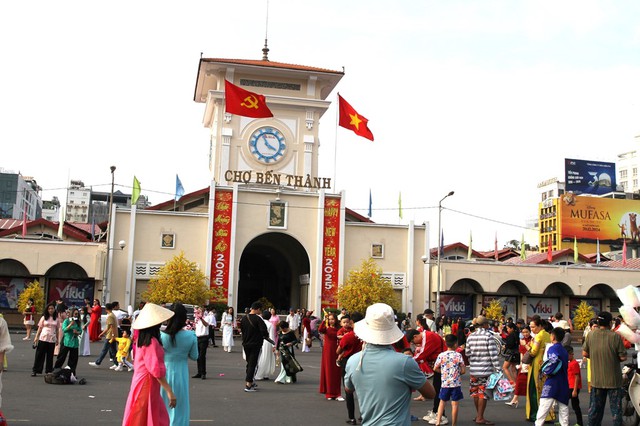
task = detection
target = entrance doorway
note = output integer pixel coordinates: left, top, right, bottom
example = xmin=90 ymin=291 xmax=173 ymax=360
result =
xmin=238 ymin=233 xmax=310 ymax=313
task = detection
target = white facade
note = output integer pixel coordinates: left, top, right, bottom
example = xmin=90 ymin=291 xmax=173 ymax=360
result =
xmin=66 ymin=181 xmax=91 ymax=223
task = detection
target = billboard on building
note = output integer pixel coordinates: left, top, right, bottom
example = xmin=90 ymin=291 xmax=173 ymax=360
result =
xmin=0 ymin=277 xmax=33 ymax=309
xmin=526 ymin=297 xmax=559 ymax=321
xmin=565 ymin=158 xmax=615 ymax=195
xmin=482 ymin=295 xmax=517 ymax=319
xmin=561 ymin=194 xmax=640 ymax=243
xmin=569 ymin=297 xmax=601 ymax=319
xmin=48 ymin=279 xmax=95 ymax=308
xmin=439 ymin=294 xmax=474 ymax=319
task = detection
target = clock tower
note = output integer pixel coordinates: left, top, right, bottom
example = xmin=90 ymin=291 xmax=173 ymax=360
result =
xmin=193 ymin=55 xmax=344 ymax=190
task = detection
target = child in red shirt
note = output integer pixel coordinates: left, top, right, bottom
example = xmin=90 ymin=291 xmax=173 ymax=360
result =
xmin=565 ymin=345 xmax=583 ymax=426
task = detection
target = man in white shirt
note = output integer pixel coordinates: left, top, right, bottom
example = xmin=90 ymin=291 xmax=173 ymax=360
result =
xmin=286 ymin=309 xmax=300 ymax=336
xmin=193 ymin=306 xmax=214 ymax=380
xmin=423 ymin=309 xmax=437 ymax=332
xmin=207 ymin=307 xmax=218 ymax=347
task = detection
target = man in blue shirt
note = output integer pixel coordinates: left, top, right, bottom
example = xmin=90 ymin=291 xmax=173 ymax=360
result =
xmin=345 ymin=303 xmax=435 ymax=426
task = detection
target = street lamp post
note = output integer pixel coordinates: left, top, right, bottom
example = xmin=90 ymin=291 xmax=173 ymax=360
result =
xmin=103 ymin=166 xmax=116 ymax=304
xmin=436 ymin=190 xmax=454 ymax=316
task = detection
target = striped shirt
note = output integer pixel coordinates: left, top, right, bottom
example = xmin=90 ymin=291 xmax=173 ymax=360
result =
xmin=583 ymin=327 xmax=626 ymax=388
xmin=465 ymin=327 xmax=501 ymax=377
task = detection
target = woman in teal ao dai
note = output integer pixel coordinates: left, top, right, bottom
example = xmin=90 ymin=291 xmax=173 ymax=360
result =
xmin=160 ymin=303 xmax=198 ymax=426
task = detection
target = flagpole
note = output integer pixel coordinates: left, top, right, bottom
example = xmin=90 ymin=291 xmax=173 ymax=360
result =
xmin=332 ymin=93 xmax=339 ymax=194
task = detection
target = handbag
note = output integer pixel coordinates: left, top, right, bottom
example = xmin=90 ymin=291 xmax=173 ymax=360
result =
xmin=279 ymin=347 xmax=303 ymax=375
xmin=521 ymin=351 xmax=533 ymax=365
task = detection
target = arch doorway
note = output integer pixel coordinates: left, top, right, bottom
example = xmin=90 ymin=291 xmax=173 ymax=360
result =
xmin=238 ymin=233 xmax=310 ymax=313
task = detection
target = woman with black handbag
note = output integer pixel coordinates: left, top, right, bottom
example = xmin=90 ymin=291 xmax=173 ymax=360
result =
xmin=274 ymin=321 xmax=301 ymax=384
xmin=502 ymin=322 xmax=520 ymax=385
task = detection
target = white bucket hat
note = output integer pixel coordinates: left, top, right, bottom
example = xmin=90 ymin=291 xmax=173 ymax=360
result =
xmin=354 ymin=303 xmax=403 ymax=345
xmin=132 ymin=303 xmax=174 ymax=330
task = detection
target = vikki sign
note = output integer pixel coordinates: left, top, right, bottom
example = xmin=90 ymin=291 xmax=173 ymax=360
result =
xmin=224 ymin=169 xmax=332 ymax=190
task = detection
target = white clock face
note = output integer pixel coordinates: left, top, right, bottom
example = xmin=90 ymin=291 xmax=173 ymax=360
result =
xmin=249 ymin=127 xmax=286 ymax=164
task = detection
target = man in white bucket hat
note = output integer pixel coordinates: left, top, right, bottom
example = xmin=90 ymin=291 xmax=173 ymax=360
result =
xmin=345 ymin=303 xmax=435 ymax=425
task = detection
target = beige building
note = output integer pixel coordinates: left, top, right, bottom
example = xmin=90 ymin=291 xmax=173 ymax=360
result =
xmin=1 ymin=54 xmax=639 ymax=327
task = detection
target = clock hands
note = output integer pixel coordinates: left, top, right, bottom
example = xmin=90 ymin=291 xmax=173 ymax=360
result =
xmin=261 ymin=135 xmax=277 ymax=151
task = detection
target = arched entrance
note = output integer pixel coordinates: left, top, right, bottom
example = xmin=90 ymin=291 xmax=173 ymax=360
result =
xmin=238 ymin=233 xmax=310 ymax=313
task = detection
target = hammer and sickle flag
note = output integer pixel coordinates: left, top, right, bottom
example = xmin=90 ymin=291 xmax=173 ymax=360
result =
xmin=338 ymin=94 xmax=374 ymax=141
xmin=224 ymin=80 xmax=273 ymax=118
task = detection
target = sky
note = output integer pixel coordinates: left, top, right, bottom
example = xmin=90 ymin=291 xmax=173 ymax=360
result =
xmin=2 ymin=1 xmax=640 ymax=251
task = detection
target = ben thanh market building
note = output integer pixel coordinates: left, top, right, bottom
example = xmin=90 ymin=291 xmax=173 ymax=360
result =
xmin=1 ymin=54 xmax=639 ymax=326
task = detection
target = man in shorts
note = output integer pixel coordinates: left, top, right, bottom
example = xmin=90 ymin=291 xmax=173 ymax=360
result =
xmin=465 ymin=315 xmax=501 ymax=425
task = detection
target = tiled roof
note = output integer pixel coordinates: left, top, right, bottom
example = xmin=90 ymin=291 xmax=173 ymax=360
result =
xmin=0 ymin=218 xmax=23 ymax=230
xmin=429 ymin=242 xmax=485 ymax=259
xmin=599 ymin=258 xmax=640 ymax=269
xmin=201 ymin=58 xmax=343 ymax=75
xmin=147 ymin=187 xmax=210 ymax=211
xmin=0 ymin=218 xmax=92 ymax=242
xmin=149 ymin=186 xmax=374 ymax=223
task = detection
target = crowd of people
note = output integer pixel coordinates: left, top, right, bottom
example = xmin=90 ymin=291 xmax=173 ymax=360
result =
xmin=16 ymin=297 xmax=635 ymax=426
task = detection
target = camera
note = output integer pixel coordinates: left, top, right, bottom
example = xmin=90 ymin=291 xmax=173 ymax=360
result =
xmin=71 ymin=317 xmax=78 ymax=321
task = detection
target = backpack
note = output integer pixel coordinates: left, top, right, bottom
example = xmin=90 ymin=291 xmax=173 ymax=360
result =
xmin=44 ymin=368 xmax=73 ymax=384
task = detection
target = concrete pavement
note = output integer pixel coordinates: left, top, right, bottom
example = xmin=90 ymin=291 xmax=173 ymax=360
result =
xmin=2 ymin=330 xmax=605 ymax=425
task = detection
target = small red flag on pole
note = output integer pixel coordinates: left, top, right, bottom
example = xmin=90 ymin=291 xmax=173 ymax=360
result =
xmin=547 ymin=236 xmax=553 ymax=263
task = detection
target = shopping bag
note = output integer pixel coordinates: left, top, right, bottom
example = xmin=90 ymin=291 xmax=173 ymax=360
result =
xmin=486 ymin=371 xmax=502 ymax=390
xmin=496 ymin=377 xmax=514 ymax=393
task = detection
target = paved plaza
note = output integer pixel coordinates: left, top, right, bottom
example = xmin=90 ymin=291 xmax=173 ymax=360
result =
xmin=2 ymin=331 xmax=616 ymax=425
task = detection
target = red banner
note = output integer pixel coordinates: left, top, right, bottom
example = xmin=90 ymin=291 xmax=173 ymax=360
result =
xmin=210 ymin=190 xmax=233 ymax=301
xmin=321 ymin=196 xmax=341 ymax=310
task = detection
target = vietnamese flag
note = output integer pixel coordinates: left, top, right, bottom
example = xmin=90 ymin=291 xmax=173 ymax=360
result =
xmin=547 ymin=236 xmax=553 ymax=263
xmin=338 ymin=94 xmax=374 ymax=141
xmin=224 ymin=80 xmax=273 ymax=118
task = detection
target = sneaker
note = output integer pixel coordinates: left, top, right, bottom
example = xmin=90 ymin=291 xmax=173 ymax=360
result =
xmin=336 ymin=396 xmax=345 ymax=401
xmin=429 ymin=415 xmax=448 ymax=425
xmin=422 ymin=411 xmax=436 ymax=422
xmin=127 ymin=367 xmax=133 ymax=372
xmin=114 ymin=365 xmax=123 ymax=371
xmin=244 ymin=386 xmax=257 ymax=392
xmin=109 ymin=365 xmax=118 ymax=370
xmin=88 ymin=362 xmax=99 ymax=368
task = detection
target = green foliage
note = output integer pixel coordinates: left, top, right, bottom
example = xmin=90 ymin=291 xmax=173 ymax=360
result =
xmin=257 ymin=297 xmax=274 ymax=311
xmin=484 ymin=298 xmax=504 ymax=321
xmin=337 ymin=258 xmax=400 ymax=315
xmin=573 ymin=300 xmax=595 ymax=331
xmin=142 ymin=251 xmax=219 ymax=306
xmin=17 ymin=280 xmax=45 ymax=315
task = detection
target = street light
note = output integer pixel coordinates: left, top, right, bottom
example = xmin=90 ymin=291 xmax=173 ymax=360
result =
xmin=103 ymin=166 xmax=116 ymax=304
xmin=436 ymin=190 xmax=454 ymax=316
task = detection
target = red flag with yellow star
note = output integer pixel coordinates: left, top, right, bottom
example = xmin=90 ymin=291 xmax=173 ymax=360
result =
xmin=338 ymin=94 xmax=374 ymax=141
xmin=225 ymin=80 xmax=273 ymax=118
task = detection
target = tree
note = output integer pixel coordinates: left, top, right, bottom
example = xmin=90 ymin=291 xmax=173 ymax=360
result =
xmin=142 ymin=251 xmax=224 ymax=305
xmin=337 ymin=258 xmax=399 ymax=315
xmin=17 ymin=280 xmax=45 ymax=315
xmin=573 ymin=301 xmax=595 ymax=331
xmin=505 ymin=240 xmax=520 ymax=250
xmin=484 ymin=298 xmax=504 ymax=321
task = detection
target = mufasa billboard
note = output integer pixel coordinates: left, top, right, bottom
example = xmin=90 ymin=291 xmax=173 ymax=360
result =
xmin=561 ymin=193 xmax=640 ymax=243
